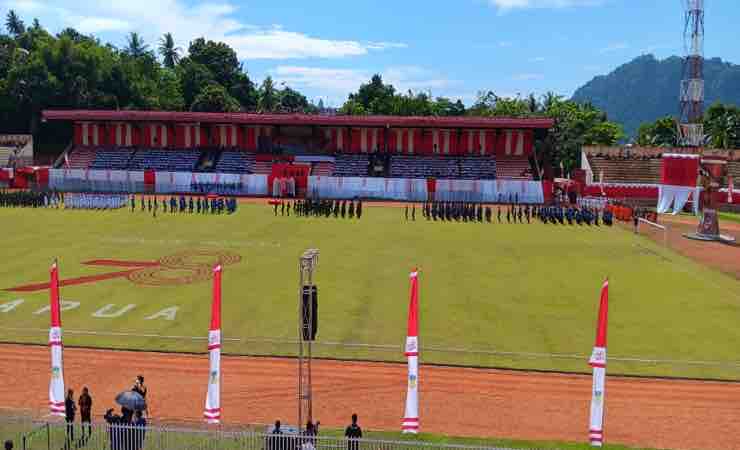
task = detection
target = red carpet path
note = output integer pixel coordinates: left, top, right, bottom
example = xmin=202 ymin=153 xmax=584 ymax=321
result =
xmin=2 ymin=344 xmax=739 ymax=450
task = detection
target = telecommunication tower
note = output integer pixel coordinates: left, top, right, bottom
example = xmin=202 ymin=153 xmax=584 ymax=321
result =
xmin=679 ymin=0 xmax=705 ymax=147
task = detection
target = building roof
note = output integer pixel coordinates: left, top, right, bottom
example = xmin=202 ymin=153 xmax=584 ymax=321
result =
xmin=42 ymin=110 xmax=554 ymax=130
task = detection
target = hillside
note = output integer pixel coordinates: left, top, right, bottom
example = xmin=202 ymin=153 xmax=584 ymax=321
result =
xmin=571 ymin=54 xmax=740 ymax=138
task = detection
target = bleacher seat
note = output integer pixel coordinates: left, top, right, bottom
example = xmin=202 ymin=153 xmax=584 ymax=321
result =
xmin=215 ymin=151 xmax=256 ymax=174
xmin=587 ymin=156 xmax=662 ymax=184
xmin=390 ymin=155 xmax=497 ymax=180
xmin=495 ymin=157 xmax=532 ymax=180
xmin=128 ymin=149 xmax=201 ymax=172
xmin=66 ymin=147 xmax=97 ymax=169
xmin=90 ymin=148 xmax=135 ymax=170
xmin=312 ymin=161 xmax=334 ymax=176
xmin=333 ymin=155 xmax=369 ymax=177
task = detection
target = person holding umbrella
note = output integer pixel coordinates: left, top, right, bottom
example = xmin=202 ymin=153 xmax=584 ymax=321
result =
xmin=132 ymin=376 xmax=148 ymax=417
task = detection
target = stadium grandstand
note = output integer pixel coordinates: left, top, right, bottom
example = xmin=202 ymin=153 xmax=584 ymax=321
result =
xmin=43 ymin=110 xmax=551 ymax=179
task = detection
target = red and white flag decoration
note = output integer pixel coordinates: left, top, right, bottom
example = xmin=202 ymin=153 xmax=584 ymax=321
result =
xmin=728 ymin=175 xmax=734 ymax=204
xmin=588 ymin=279 xmax=609 ymax=446
xmin=402 ymin=269 xmax=420 ymax=434
xmin=203 ymin=265 xmax=222 ymax=424
xmin=48 ymin=261 xmax=66 ymax=416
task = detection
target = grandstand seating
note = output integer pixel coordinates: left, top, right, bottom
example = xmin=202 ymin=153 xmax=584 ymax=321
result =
xmin=66 ymin=147 xmax=96 ymax=169
xmin=495 ymin=157 xmax=532 ymax=180
xmin=90 ymin=148 xmax=135 ymax=170
xmin=128 ymin=149 xmax=201 ymax=172
xmin=333 ymin=154 xmax=369 ymax=177
xmin=311 ymin=161 xmax=334 ymax=176
xmin=390 ymin=155 xmax=497 ymax=180
xmin=216 ymin=151 xmax=255 ymax=174
xmin=0 ymin=146 xmax=13 ymax=167
xmin=728 ymin=161 xmax=740 ymax=183
xmin=253 ymin=160 xmax=272 ymax=175
xmin=587 ymin=156 xmax=662 ymax=184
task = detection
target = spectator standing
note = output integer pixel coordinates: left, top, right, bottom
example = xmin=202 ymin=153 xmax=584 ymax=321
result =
xmin=133 ymin=410 xmax=147 ymax=450
xmin=78 ymin=387 xmax=93 ymax=441
xmin=4 ymin=440 xmax=13 ymax=450
xmin=268 ymin=420 xmax=283 ymax=450
xmin=64 ymin=389 xmax=76 ymax=449
xmin=344 ymin=414 xmax=362 ymax=450
xmin=132 ymin=375 xmax=148 ymax=417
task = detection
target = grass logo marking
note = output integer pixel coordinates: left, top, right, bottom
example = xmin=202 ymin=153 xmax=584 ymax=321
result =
xmin=6 ymin=250 xmax=241 ymax=292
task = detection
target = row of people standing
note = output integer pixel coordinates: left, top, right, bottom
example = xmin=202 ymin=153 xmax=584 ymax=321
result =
xmin=130 ymin=195 xmax=237 ymax=215
xmin=0 ymin=189 xmax=62 ymax=208
xmin=273 ymin=198 xmax=364 ymax=219
xmin=408 ymin=201 xmax=535 ymax=224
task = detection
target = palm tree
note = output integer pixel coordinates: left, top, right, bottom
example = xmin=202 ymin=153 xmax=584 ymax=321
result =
xmin=259 ymin=76 xmax=278 ymax=112
xmin=125 ymin=32 xmax=149 ymax=58
xmin=6 ymin=10 xmax=25 ymax=36
xmin=158 ymin=33 xmax=181 ymax=68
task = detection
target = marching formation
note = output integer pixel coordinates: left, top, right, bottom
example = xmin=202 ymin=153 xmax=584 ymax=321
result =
xmin=403 ymin=201 xmax=613 ymax=227
xmin=271 ymin=198 xmax=364 ymax=219
xmin=0 ymin=189 xmax=62 ymax=208
xmin=130 ymin=195 xmax=238 ymax=216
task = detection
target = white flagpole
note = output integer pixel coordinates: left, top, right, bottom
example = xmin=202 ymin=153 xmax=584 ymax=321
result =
xmin=402 ymin=269 xmax=420 ymax=433
xmin=588 ymin=279 xmax=609 ymax=446
xmin=203 ymin=265 xmax=222 ymax=424
xmin=49 ymin=261 xmax=66 ymax=416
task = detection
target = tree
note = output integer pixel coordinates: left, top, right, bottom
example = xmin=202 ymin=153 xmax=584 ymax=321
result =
xmin=124 ymin=32 xmax=149 ymax=58
xmin=178 ymin=59 xmax=214 ymax=108
xmin=704 ymin=102 xmax=740 ymax=149
xmin=190 ymin=83 xmax=240 ymax=112
xmin=350 ymin=74 xmax=396 ymax=113
xmin=188 ymin=38 xmax=241 ymax=89
xmin=636 ymin=117 xmax=678 ymax=147
xmin=229 ymin=72 xmax=258 ymax=111
xmin=258 ymin=76 xmax=278 ymax=112
xmin=338 ymin=98 xmax=366 ymax=115
xmin=158 ymin=33 xmax=181 ymax=69
xmin=5 ymin=10 xmax=25 ymax=36
xmin=279 ymin=86 xmax=309 ymax=112
xmin=157 ymin=68 xmax=185 ymax=111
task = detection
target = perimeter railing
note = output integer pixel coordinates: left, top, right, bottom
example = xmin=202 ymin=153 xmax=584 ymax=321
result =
xmin=14 ymin=421 xmax=523 ymax=450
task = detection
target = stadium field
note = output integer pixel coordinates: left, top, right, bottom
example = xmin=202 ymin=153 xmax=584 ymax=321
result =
xmin=1 ymin=201 xmax=739 ymax=380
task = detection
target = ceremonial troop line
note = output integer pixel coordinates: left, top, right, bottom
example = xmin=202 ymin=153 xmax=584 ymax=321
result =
xmin=129 ymin=195 xmax=238 ymax=216
xmin=405 ymin=201 xmax=613 ymax=226
xmin=271 ymin=198 xmax=364 ymax=219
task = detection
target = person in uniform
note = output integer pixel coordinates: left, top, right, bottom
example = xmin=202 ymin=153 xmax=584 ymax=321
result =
xmin=130 ymin=195 xmax=136 ymax=212
xmin=497 ymin=206 xmax=502 ymax=223
xmin=356 ymin=200 xmax=363 ymax=219
xmin=348 ymin=200 xmax=355 ymax=218
xmin=341 ymin=201 xmax=346 ymax=218
xmin=411 ymin=204 xmax=416 ymax=221
xmin=485 ymin=205 xmax=492 ymax=223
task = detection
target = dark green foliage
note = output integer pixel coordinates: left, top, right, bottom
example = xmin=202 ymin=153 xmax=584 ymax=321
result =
xmin=572 ymin=54 xmax=740 ymax=138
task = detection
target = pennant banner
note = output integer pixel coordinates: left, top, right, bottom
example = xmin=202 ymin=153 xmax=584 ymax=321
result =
xmin=402 ymin=269 xmax=420 ymax=433
xmin=203 ymin=265 xmax=222 ymax=424
xmin=588 ymin=279 xmax=609 ymax=447
xmin=48 ymin=262 xmax=66 ymax=416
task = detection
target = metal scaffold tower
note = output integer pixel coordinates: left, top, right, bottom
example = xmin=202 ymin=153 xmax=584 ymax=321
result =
xmin=679 ymin=0 xmax=705 ymax=147
xmin=298 ymin=248 xmax=319 ymax=429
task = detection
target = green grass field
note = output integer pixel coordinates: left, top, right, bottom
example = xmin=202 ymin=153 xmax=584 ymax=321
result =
xmin=0 ymin=203 xmax=739 ymax=380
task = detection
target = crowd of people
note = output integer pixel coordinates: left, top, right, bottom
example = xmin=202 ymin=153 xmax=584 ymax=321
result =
xmin=57 ymin=375 xmax=149 ymax=450
xmin=130 ymin=194 xmax=238 ymax=216
xmin=0 ymin=189 xmax=62 ymax=208
xmin=402 ymin=201 xmax=614 ymax=226
xmin=266 ymin=413 xmax=363 ymax=450
xmin=271 ymin=198 xmax=364 ymax=220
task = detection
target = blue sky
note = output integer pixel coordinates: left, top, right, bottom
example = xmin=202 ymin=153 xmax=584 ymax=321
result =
xmin=3 ymin=0 xmax=739 ymax=106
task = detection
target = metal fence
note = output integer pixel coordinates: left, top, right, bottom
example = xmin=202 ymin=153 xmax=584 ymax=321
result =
xmin=13 ymin=421 xmax=522 ymax=450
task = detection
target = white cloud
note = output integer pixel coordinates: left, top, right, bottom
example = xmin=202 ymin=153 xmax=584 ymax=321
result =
xmin=271 ymin=65 xmax=455 ymax=105
xmin=513 ymin=73 xmax=544 ymax=81
xmin=74 ymin=17 xmax=131 ymax=33
xmin=599 ymin=42 xmax=629 ymax=53
xmin=3 ymin=0 xmax=406 ymax=60
xmin=529 ymin=56 xmax=546 ymax=62
xmin=489 ymin=0 xmax=604 ymax=11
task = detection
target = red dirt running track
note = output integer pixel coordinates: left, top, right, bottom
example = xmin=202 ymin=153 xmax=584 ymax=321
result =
xmin=3 ymin=344 xmax=740 ymax=450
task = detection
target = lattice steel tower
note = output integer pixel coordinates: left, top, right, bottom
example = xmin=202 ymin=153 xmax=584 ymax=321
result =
xmin=679 ymin=0 xmax=705 ymax=147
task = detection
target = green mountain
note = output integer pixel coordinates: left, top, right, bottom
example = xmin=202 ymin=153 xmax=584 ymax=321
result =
xmin=571 ymin=54 xmax=740 ymax=138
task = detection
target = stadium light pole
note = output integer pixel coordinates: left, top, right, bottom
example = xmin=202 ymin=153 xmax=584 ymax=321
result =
xmin=298 ymin=248 xmax=319 ymax=430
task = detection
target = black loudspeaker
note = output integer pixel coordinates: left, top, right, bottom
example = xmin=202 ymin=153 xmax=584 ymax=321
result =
xmin=301 ymin=285 xmax=318 ymax=341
